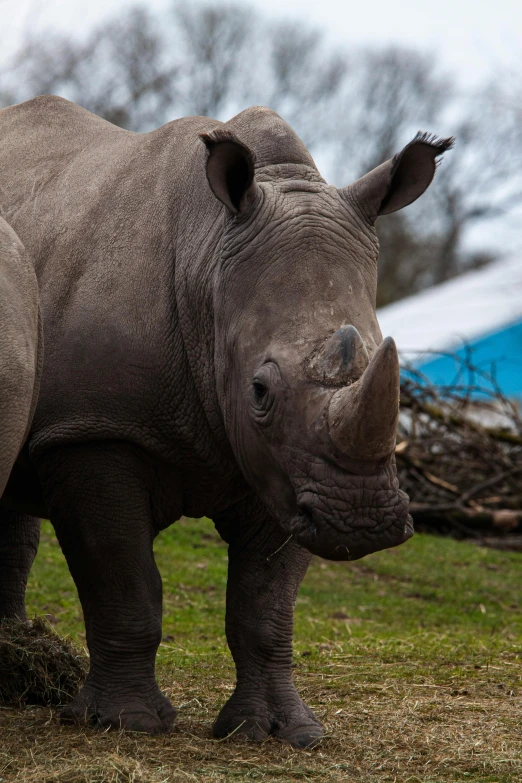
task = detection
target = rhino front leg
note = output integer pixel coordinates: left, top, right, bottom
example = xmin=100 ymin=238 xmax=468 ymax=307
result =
xmin=213 ymin=495 xmax=323 ymax=748
xmin=37 ymin=443 xmax=175 ymax=734
xmin=0 ymin=510 xmax=40 ymax=620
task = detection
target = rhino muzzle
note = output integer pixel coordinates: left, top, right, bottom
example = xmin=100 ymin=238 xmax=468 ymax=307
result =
xmin=292 ymin=489 xmax=413 ymax=561
xmin=283 ymin=333 xmax=411 ymax=561
xmin=286 ymin=454 xmax=413 ymax=561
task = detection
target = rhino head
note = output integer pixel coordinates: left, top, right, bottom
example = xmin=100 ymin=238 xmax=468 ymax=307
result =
xmin=202 ymin=120 xmax=453 ymax=561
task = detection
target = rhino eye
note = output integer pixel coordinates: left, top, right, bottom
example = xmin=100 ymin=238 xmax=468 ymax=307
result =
xmin=251 ymin=362 xmax=279 ymax=423
xmin=252 ymin=380 xmax=268 ymax=401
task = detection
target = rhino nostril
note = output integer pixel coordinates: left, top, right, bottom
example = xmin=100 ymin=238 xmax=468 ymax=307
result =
xmin=297 ymin=502 xmax=317 ymax=535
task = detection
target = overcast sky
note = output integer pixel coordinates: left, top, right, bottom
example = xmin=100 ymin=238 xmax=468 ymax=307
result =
xmin=5 ymin=0 xmax=521 ymax=85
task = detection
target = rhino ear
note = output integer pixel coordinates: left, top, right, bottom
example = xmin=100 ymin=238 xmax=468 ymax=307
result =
xmin=342 ymin=132 xmax=454 ymax=222
xmin=200 ymin=129 xmax=260 ymax=214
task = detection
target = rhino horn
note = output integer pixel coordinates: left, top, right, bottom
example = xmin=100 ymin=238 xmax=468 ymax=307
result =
xmin=328 ymin=337 xmax=400 ymax=461
xmin=308 ymin=325 xmax=369 ymax=385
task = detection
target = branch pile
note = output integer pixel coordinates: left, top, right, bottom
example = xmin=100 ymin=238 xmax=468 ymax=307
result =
xmin=396 ymin=358 xmax=522 ymax=547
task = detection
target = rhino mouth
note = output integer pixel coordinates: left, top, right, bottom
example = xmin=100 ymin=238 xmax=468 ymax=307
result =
xmin=291 ymin=500 xmax=413 ymax=561
xmin=287 ymin=464 xmax=413 ymax=561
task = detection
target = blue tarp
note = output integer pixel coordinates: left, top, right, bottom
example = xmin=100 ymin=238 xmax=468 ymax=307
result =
xmin=408 ymin=318 xmax=522 ymax=402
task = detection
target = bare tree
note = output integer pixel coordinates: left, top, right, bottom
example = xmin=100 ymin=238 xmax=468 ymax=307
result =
xmin=0 ymin=1 xmax=520 ymax=306
xmin=1 ymin=6 xmax=175 ymax=130
xmin=324 ymin=47 xmax=522 ymax=305
xmin=260 ymin=22 xmax=346 ymax=147
xmin=333 ymin=47 xmax=449 ymax=180
xmin=322 ymin=47 xmax=453 ymax=306
xmin=172 ymin=2 xmax=254 ymax=118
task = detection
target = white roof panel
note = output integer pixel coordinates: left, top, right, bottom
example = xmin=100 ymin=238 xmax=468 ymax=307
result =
xmin=377 ymin=256 xmax=522 ymax=361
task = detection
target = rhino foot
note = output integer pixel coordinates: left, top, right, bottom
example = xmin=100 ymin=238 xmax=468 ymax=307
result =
xmin=212 ymin=687 xmax=324 ymax=748
xmin=60 ymin=683 xmax=176 ymax=734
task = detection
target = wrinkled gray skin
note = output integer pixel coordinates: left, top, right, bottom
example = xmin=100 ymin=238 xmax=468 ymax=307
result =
xmin=0 ymin=218 xmax=41 ymax=493
xmin=0 ymin=218 xmax=42 ymax=620
xmin=0 ymin=96 xmax=452 ymax=745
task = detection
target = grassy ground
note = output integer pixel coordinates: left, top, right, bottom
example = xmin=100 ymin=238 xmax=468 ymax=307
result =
xmin=1 ymin=518 xmax=521 ymax=782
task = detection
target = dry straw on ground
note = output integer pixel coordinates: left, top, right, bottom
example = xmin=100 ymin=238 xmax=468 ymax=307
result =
xmin=1 ymin=656 xmax=521 ymax=783
xmin=0 ymin=618 xmax=87 ymax=707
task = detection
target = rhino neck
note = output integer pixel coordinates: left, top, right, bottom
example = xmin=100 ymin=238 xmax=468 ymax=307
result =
xmin=173 ymin=133 xmax=239 ymax=461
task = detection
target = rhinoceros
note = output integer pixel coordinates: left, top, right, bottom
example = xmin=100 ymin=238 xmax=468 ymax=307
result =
xmin=0 ymin=217 xmax=42 ymax=615
xmin=0 ymin=96 xmax=452 ymax=745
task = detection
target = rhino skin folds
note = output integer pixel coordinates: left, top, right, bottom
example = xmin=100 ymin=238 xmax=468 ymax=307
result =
xmin=0 ymin=216 xmax=42 ymax=621
xmin=0 ymin=97 xmax=452 ymax=743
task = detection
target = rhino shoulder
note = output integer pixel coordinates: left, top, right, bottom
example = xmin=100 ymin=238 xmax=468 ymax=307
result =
xmin=0 ymin=95 xmax=126 ymax=166
xmin=0 ymin=94 xmax=120 ymax=131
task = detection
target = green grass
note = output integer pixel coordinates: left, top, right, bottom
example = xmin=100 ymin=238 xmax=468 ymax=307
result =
xmin=28 ymin=517 xmax=522 ymax=664
xmin=3 ymin=519 xmax=522 ymax=782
